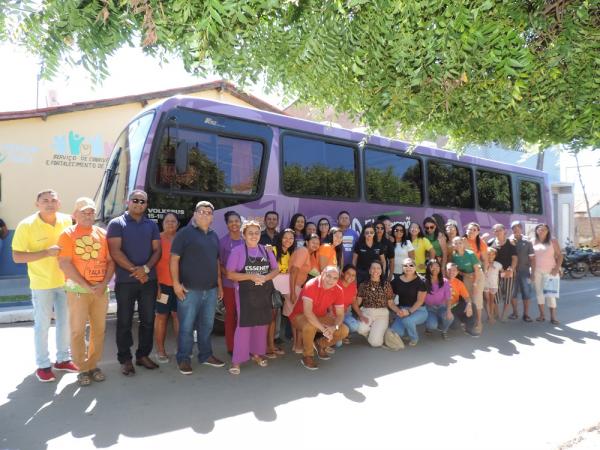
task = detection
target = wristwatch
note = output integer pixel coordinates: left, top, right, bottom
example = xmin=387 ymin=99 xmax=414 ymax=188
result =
xmin=143 ymin=265 xmax=150 ymax=274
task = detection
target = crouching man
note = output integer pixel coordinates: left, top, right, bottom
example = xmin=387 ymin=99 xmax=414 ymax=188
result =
xmin=290 ymin=266 xmax=349 ymax=370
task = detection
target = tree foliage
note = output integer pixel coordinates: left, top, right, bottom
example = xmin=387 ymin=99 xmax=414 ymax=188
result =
xmin=2 ymin=0 xmax=599 ymax=148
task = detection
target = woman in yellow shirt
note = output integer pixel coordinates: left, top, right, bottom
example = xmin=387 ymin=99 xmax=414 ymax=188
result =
xmin=409 ymin=223 xmax=436 ymax=274
xmin=268 ymin=228 xmax=295 ymax=358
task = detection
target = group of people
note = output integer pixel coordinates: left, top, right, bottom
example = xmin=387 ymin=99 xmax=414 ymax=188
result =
xmin=12 ymin=189 xmax=564 ymax=384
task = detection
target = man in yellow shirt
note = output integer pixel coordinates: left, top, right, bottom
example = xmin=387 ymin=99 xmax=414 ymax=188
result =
xmin=12 ymin=189 xmax=78 ymax=382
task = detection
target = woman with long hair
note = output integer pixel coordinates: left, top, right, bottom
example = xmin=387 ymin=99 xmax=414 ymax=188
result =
xmin=388 ymin=257 xmax=428 ymax=346
xmin=464 ymin=222 xmax=488 ymax=329
xmin=226 ymin=220 xmax=279 ymax=375
xmin=390 ymin=223 xmax=415 ymax=280
xmin=445 ymin=220 xmax=460 ymax=258
xmin=318 ymin=227 xmax=344 ymax=271
xmin=409 ymin=222 xmax=435 ymax=274
xmin=154 ymin=212 xmax=180 ymax=363
xmin=289 ymin=213 xmax=306 ymax=248
xmin=374 ymin=220 xmax=394 ymax=280
xmin=352 ymin=224 xmax=386 ymax=284
xmin=532 ymin=224 xmax=563 ymax=324
xmin=423 ymin=216 xmax=448 ymax=271
xmin=266 ymin=228 xmax=295 ymax=358
xmin=423 ymin=259 xmax=452 ymax=340
xmin=317 ymin=217 xmax=331 ymax=243
xmin=354 ymin=261 xmax=394 ymax=347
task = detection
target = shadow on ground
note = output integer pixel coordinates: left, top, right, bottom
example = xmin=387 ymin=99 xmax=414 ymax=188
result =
xmin=1 ymin=279 xmax=599 ymax=449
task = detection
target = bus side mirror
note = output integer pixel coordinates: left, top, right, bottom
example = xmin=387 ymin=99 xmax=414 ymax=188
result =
xmin=175 ymin=141 xmax=189 ymax=174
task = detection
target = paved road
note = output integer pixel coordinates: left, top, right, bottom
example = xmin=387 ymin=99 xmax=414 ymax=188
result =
xmin=1 ymin=276 xmax=599 ymax=450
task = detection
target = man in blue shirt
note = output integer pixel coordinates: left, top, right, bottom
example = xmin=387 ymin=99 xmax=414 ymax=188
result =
xmin=171 ymin=201 xmax=225 ymax=375
xmin=107 ymin=190 xmax=161 ymax=376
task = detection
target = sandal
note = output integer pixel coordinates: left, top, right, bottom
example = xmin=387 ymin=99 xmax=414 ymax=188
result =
xmin=342 ymin=337 xmax=351 ymax=345
xmin=89 ymin=368 xmax=106 ymax=382
xmin=77 ymin=371 xmax=92 ymax=387
xmin=273 ymin=347 xmax=285 ymax=356
xmin=508 ymin=313 xmax=518 ymax=320
xmin=536 ymin=316 xmax=545 ymax=322
xmin=228 ymin=366 xmax=240 ymax=375
xmin=265 ymin=352 xmax=277 ymax=359
xmin=551 ymin=319 xmax=560 ymax=325
xmin=324 ymin=346 xmax=336 ymax=355
xmin=522 ymin=315 xmax=533 ymax=323
xmin=251 ymin=355 xmax=268 ymax=367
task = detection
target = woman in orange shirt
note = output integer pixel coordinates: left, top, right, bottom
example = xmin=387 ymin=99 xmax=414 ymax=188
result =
xmin=317 ymin=227 xmax=344 ymax=271
xmin=155 ymin=213 xmax=180 ymax=363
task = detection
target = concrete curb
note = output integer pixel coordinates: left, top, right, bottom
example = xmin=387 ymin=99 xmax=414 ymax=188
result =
xmin=0 ymin=299 xmax=118 ymax=324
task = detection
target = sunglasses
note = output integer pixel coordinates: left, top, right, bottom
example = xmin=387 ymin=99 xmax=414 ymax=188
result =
xmin=394 ymin=229 xmax=404 ymax=233
xmin=424 ymin=225 xmax=435 ymax=230
xmin=375 ymin=227 xmax=384 ymax=230
xmin=403 ymin=263 xmax=415 ymax=268
xmin=131 ymin=198 xmax=146 ymax=204
xmin=196 ymin=210 xmax=213 ymax=216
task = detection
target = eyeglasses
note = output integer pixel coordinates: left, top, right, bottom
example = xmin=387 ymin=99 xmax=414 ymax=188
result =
xmin=394 ymin=229 xmax=403 ymax=233
xmin=403 ymin=263 xmax=415 ymax=268
xmin=319 ymin=223 xmax=329 ymax=227
xmin=131 ymin=198 xmax=146 ymax=204
xmin=424 ymin=225 xmax=435 ymax=230
xmin=196 ymin=210 xmax=213 ymax=216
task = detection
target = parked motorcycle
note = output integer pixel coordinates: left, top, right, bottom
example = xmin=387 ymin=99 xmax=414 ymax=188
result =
xmin=586 ymin=251 xmax=600 ymax=277
xmin=561 ymin=250 xmax=589 ymax=279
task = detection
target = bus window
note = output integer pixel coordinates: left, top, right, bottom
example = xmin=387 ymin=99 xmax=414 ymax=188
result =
xmin=427 ymin=161 xmax=474 ymax=209
xmin=364 ymin=148 xmax=422 ymax=204
xmin=156 ymin=127 xmax=264 ymax=196
xmin=520 ymin=179 xmax=543 ymax=214
xmin=281 ymin=134 xmax=358 ymax=200
xmin=476 ymin=169 xmax=513 ymax=212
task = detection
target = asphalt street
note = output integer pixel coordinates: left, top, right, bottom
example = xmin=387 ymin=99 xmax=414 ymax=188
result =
xmin=1 ymin=276 xmax=599 ymax=450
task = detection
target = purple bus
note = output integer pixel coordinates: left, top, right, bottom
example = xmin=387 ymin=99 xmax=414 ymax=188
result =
xmin=95 ymin=96 xmax=551 ymax=239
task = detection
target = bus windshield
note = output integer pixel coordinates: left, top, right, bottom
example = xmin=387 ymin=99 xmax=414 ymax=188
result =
xmin=96 ymin=111 xmax=155 ymax=222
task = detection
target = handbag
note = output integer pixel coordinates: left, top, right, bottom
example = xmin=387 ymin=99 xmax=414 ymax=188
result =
xmin=542 ymin=274 xmax=560 ymax=298
xmin=271 ymin=289 xmax=284 ymax=309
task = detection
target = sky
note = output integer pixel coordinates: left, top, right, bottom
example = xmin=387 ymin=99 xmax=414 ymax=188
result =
xmin=0 ymin=43 xmax=284 ymax=112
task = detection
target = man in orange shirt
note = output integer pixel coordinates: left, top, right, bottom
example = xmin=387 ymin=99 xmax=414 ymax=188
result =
xmin=58 ymin=198 xmax=115 ymax=386
xmin=446 ymin=262 xmax=479 ymax=337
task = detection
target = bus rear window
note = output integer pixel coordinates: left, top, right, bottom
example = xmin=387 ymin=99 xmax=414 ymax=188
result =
xmin=427 ymin=161 xmax=474 ymax=209
xmin=520 ymin=180 xmax=542 ymax=214
xmin=364 ymin=148 xmax=422 ymax=204
xmin=281 ymin=134 xmax=358 ymax=200
xmin=155 ymin=127 xmax=264 ymax=195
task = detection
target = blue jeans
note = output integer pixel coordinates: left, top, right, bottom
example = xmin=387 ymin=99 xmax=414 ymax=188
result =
xmin=425 ymin=304 xmax=453 ymax=333
xmin=513 ymin=269 xmax=534 ymax=301
xmin=31 ymin=288 xmax=70 ymax=368
xmin=343 ymin=310 xmax=361 ymax=333
xmin=176 ymin=288 xmax=217 ymax=364
xmin=390 ymin=306 xmax=427 ymax=343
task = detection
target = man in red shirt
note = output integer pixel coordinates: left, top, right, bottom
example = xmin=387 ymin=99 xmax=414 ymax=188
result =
xmin=290 ymin=266 xmax=349 ymax=370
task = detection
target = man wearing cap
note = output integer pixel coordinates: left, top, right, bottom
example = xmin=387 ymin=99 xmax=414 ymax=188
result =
xmin=107 ymin=190 xmax=161 ymax=375
xmin=58 ymin=198 xmax=115 ymax=386
xmin=509 ymin=221 xmax=536 ymax=322
xmin=12 ymin=189 xmax=78 ymax=382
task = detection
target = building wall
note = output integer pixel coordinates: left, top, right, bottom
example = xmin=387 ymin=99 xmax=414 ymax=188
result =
xmin=0 ymin=90 xmax=259 ymax=276
xmin=575 ymin=217 xmax=600 ymax=248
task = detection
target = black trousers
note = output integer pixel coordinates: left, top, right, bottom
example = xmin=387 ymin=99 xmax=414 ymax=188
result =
xmin=451 ymin=299 xmax=476 ymax=333
xmin=115 ymin=281 xmax=158 ymax=363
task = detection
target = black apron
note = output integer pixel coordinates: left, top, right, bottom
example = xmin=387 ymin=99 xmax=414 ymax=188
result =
xmin=238 ymin=244 xmax=274 ymax=327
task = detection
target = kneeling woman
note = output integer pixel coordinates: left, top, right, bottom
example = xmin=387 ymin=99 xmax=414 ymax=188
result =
xmin=354 ymin=261 xmax=394 ymax=347
xmin=226 ymin=221 xmax=279 ymax=374
xmin=389 ymin=258 xmax=428 ymax=346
